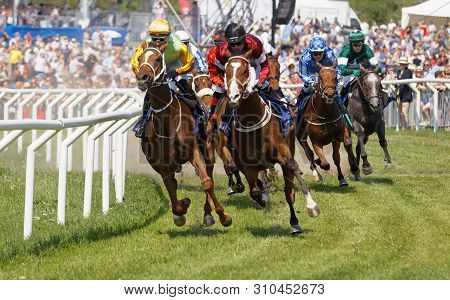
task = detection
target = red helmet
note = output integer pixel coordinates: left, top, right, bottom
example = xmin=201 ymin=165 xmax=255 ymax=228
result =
xmin=213 ymin=29 xmax=224 ymax=46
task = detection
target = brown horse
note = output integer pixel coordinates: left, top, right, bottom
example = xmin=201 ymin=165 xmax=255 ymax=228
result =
xmin=296 ymin=62 xmax=360 ymax=186
xmin=267 ymin=53 xmax=281 ymax=90
xmin=135 ymin=42 xmax=232 ymax=227
xmin=190 ymin=73 xmax=245 ymax=195
xmin=225 ymin=52 xmax=320 ymax=234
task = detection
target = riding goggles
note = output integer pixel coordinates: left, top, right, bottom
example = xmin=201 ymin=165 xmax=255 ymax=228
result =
xmin=151 ymin=35 xmax=169 ymax=43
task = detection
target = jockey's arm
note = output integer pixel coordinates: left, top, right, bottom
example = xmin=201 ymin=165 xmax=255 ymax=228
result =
xmin=176 ymin=42 xmax=195 ymax=75
xmin=364 ymin=46 xmax=382 ymax=73
xmin=299 ymin=55 xmax=313 ymax=86
xmin=338 ymin=45 xmax=352 ymax=76
xmin=209 ymin=64 xmax=224 ymax=88
xmin=130 ymin=43 xmax=145 ymax=76
xmin=191 ymin=44 xmax=208 ymax=73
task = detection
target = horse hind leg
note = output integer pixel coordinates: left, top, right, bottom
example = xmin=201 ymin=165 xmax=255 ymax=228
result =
xmin=203 ymin=163 xmax=216 ymax=227
xmin=298 ymin=136 xmax=322 ymax=181
xmin=332 ymin=141 xmax=348 ymax=187
xmin=281 ymin=165 xmax=302 ymax=235
xmin=192 ymin=144 xmax=232 ymax=227
xmin=312 ymin=143 xmax=330 ymax=171
xmin=277 ymin=145 xmax=320 ymax=218
xmin=162 ymin=172 xmax=191 ymax=227
xmin=241 ymin=167 xmax=265 ymax=209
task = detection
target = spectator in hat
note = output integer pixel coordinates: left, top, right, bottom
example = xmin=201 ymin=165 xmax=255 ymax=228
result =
xmin=396 ymin=56 xmax=413 ymax=130
xmin=412 ymin=66 xmax=431 ymax=126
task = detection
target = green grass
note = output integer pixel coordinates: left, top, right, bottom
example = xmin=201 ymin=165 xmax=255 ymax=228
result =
xmin=0 ymin=129 xmax=449 ymax=279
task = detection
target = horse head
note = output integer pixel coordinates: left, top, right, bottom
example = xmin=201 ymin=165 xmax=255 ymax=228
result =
xmin=316 ymin=60 xmax=338 ymax=104
xmin=136 ymin=41 xmax=167 ymax=91
xmin=267 ymin=54 xmax=281 ymax=90
xmin=358 ymin=70 xmax=382 ymax=112
xmin=225 ymin=49 xmax=254 ymax=109
xmin=192 ymin=72 xmax=214 ymax=107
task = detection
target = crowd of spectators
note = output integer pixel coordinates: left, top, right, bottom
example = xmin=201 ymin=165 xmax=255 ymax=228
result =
xmin=0 ymin=29 xmax=136 ymax=89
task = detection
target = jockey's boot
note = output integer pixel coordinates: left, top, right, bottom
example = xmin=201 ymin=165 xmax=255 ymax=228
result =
xmin=134 ymin=94 xmax=151 ymax=138
xmin=177 ymin=79 xmax=198 ymax=109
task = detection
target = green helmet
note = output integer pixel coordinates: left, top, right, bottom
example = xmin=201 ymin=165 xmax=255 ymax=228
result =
xmin=349 ymin=30 xmax=365 ymax=43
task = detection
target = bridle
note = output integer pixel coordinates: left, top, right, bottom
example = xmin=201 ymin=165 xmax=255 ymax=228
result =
xmin=138 ymin=46 xmax=166 ymax=87
xmin=224 ymin=56 xmax=252 ymax=98
xmin=355 ymin=71 xmax=382 ymax=110
xmin=191 ymin=73 xmax=214 ymax=99
xmin=317 ymin=67 xmax=337 ymax=100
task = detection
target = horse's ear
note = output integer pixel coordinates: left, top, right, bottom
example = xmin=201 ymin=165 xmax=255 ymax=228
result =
xmin=243 ymin=49 xmax=253 ymax=59
xmin=141 ymin=41 xmax=148 ymax=50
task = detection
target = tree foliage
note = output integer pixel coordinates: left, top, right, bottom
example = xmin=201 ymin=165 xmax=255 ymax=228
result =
xmin=349 ymin=0 xmax=423 ymax=24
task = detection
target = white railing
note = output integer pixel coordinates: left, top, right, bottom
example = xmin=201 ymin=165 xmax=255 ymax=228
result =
xmin=280 ymin=78 xmax=450 ymax=132
xmin=0 ymin=88 xmax=143 ymax=239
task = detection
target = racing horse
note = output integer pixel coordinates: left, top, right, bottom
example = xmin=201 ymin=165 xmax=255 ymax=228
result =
xmin=296 ymin=61 xmax=360 ymax=186
xmin=225 ymin=50 xmax=320 ymax=234
xmin=135 ymin=41 xmax=232 ymax=228
xmin=347 ymin=66 xmax=394 ymax=174
xmin=190 ymin=72 xmax=245 ymax=195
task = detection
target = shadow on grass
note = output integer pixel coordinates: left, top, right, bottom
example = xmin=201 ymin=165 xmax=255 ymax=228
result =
xmin=361 ymin=177 xmax=394 ymax=185
xmin=0 ymin=177 xmax=169 ymax=265
xmin=247 ymin=225 xmax=314 ymax=237
xmin=308 ymin=182 xmax=357 ymax=194
xmin=224 ymin=194 xmax=275 ymax=213
xmin=166 ymin=225 xmax=228 ymax=238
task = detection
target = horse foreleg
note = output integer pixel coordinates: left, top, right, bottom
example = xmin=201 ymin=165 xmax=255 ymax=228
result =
xmin=241 ymin=167 xmax=265 ymax=209
xmin=376 ymin=121 xmax=394 ymax=169
xmin=281 ymin=166 xmax=302 ymax=235
xmin=277 ymin=144 xmax=320 ymax=218
xmin=342 ymin=127 xmax=361 ymax=181
xmin=161 ymin=172 xmax=190 ymax=227
xmin=218 ymin=131 xmax=244 ymax=194
xmin=312 ymin=142 xmax=330 ymax=171
xmin=354 ymin=123 xmax=372 ymax=175
xmin=332 ymin=141 xmax=348 ymax=187
xmin=192 ymin=143 xmax=232 ymax=227
xmin=297 ymin=125 xmax=322 ymax=181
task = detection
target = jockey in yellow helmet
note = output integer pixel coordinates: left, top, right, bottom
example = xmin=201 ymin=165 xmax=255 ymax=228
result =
xmin=130 ymin=18 xmax=196 ymax=138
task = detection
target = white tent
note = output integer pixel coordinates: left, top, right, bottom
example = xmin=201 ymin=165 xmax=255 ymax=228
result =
xmin=294 ymin=0 xmax=361 ymax=27
xmin=401 ymin=0 xmax=450 ymax=28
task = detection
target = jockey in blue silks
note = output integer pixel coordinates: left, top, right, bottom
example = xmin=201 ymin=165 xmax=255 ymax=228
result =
xmin=296 ymin=36 xmax=351 ymax=126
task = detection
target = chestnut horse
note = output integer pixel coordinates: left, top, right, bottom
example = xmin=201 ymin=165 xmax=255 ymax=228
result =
xmin=190 ymin=73 xmax=245 ymax=195
xmin=225 ymin=52 xmax=320 ymax=234
xmin=296 ymin=62 xmax=360 ymax=186
xmin=136 ymin=41 xmax=232 ymax=227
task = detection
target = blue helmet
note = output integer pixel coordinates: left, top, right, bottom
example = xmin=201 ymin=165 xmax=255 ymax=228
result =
xmin=309 ymin=36 xmax=327 ymax=52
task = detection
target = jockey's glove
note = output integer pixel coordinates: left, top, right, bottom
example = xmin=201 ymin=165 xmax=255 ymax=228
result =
xmin=167 ymin=69 xmax=178 ymax=79
xmin=255 ymin=82 xmax=263 ymax=90
xmin=353 ymin=69 xmax=361 ymax=77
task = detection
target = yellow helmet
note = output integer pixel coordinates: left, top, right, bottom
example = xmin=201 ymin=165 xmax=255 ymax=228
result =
xmin=148 ymin=19 xmax=171 ymax=35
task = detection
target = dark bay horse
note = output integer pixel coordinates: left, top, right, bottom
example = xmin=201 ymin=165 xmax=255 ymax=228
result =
xmin=296 ymin=62 xmax=360 ymax=186
xmin=347 ymin=69 xmax=394 ymax=175
xmin=190 ymin=72 xmax=245 ymax=195
xmin=136 ymin=42 xmax=232 ymax=227
xmin=225 ymin=52 xmax=320 ymax=234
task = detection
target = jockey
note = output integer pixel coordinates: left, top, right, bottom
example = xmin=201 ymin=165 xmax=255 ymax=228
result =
xmin=338 ymin=30 xmax=382 ymax=99
xmin=297 ymin=36 xmax=337 ymax=106
xmin=207 ymin=24 xmax=270 ymax=120
xmin=130 ymin=18 xmax=195 ymax=137
xmin=207 ymin=30 xmax=226 ymax=120
xmin=174 ymin=30 xmax=208 ymax=73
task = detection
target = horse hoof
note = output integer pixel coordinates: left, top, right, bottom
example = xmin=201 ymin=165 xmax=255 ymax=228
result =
xmin=320 ymin=163 xmax=331 ymax=171
xmin=252 ymin=200 xmax=264 ymax=210
xmin=307 ymin=205 xmax=321 ymax=218
xmin=290 ymin=225 xmax=302 ymax=235
xmin=339 ymin=179 xmax=349 ymax=187
xmin=354 ymin=174 xmax=362 ymax=181
xmin=234 ymin=183 xmax=245 ymax=193
xmin=312 ymin=170 xmax=322 ymax=182
xmin=175 ymin=165 xmax=182 ymax=173
xmin=261 ymin=190 xmax=270 ymax=205
xmin=220 ymin=214 xmax=233 ymax=227
xmin=227 ymin=187 xmax=236 ymax=195
xmin=173 ymin=214 xmax=186 ymax=227
xmin=203 ymin=214 xmax=215 ymax=227
xmin=385 ymin=162 xmax=394 ymax=169
xmin=362 ymin=165 xmax=373 ymax=175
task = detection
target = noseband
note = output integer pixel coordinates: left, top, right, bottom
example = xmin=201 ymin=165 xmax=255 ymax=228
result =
xmin=138 ymin=46 xmax=166 ymax=86
xmin=317 ymin=67 xmax=337 ymax=99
